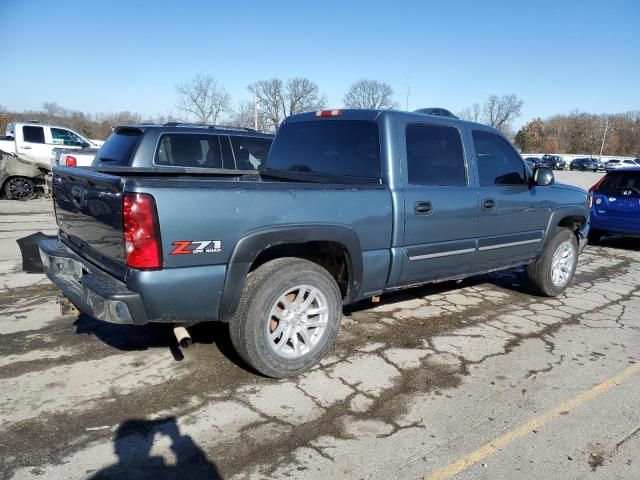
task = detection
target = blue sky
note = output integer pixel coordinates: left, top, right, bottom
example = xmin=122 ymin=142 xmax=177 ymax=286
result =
xmin=0 ymin=0 xmax=638 ymax=128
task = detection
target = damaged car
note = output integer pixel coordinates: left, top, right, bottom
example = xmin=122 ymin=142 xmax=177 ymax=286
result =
xmin=0 ymin=149 xmax=49 ymax=200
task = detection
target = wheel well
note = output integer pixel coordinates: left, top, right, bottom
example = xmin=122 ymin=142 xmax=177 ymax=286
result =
xmin=557 ymin=215 xmax=586 ymax=240
xmin=250 ymin=241 xmax=351 ymax=299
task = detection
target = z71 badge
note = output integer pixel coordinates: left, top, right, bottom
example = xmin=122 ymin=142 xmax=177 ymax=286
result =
xmin=170 ymin=240 xmax=222 ymax=255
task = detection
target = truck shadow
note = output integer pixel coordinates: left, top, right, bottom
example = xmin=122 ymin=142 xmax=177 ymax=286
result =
xmin=74 ymin=316 xmax=247 ymax=368
xmin=593 ymin=236 xmax=640 ymax=252
xmin=87 ymin=416 xmax=222 ymax=480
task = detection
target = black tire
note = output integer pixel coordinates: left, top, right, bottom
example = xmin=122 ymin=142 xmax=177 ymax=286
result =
xmin=526 ymin=228 xmax=578 ymax=297
xmin=229 ymin=257 xmax=342 ymax=378
xmin=588 ymin=229 xmax=603 ymax=245
xmin=4 ymin=176 xmax=35 ymax=200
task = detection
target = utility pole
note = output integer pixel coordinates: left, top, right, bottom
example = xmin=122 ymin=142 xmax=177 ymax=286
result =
xmin=599 ymin=116 xmax=609 ymax=160
xmin=253 ymin=92 xmax=259 ymax=131
xmin=406 ymin=77 xmax=410 ymax=111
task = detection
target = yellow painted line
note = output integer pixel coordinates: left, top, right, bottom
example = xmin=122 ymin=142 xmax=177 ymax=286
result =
xmin=424 ymin=362 xmax=640 ymax=480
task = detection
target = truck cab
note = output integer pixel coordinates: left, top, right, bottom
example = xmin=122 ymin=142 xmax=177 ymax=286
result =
xmin=0 ymin=122 xmax=103 ymax=167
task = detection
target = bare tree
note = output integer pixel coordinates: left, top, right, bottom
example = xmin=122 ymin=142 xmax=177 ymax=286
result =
xmin=248 ymin=77 xmax=326 ymax=132
xmin=175 ymin=74 xmax=232 ymax=124
xmin=457 ymin=102 xmax=481 ymax=122
xmin=343 ymin=79 xmax=399 ymax=109
xmin=483 ymin=94 xmax=524 ymax=131
xmin=0 ymin=104 xmax=10 ymax=135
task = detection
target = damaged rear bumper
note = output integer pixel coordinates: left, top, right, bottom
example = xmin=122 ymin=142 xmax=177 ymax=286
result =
xmin=38 ymin=238 xmax=148 ymax=325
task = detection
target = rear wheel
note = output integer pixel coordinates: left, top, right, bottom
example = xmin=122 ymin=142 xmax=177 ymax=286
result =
xmin=4 ymin=177 xmax=34 ymax=200
xmin=526 ymin=228 xmax=578 ymax=296
xmin=230 ymin=257 xmax=342 ymax=378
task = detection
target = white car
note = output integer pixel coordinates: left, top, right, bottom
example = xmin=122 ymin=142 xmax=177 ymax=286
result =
xmin=605 ymin=159 xmax=639 ymax=172
xmin=0 ymin=122 xmax=103 ymax=168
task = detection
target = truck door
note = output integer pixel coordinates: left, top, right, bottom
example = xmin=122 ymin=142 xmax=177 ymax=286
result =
xmin=17 ymin=125 xmax=50 ymax=165
xmin=471 ymin=129 xmax=549 ymax=271
xmin=398 ymin=122 xmax=479 ymax=285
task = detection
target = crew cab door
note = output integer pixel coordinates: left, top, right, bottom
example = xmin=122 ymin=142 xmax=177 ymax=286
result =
xmin=16 ymin=125 xmax=50 ymax=165
xmin=398 ymin=122 xmax=478 ymax=285
xmin=471 ymin=129 xmax=549 ymax=271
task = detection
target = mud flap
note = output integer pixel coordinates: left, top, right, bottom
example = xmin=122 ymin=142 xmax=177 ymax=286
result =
xmin=17 ymin=232 xmax=56 ymax=273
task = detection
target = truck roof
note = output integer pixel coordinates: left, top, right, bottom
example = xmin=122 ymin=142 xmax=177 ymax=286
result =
xmin=116 ymin=123 xmax=274 ymax=139
xmin=283 ymin=108 xmax=495 ymax=132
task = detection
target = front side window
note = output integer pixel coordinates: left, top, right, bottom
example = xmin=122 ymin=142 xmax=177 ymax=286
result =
xmin=22 ymin=126 xmax=45 ymax=144
xmin=230 ymin=136 xmax=272 ymax=170
xmin=51 ymin=128 xmax=85 ymax=146
xmin=267 ymin=120 xmax=381 ymax=180
xmin=406 ymin=123 xmax=466 ymax=186
xmin=472 ymin=130 xmax=526 ymax=186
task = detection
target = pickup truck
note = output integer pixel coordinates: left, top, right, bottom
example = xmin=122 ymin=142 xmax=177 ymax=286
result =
xmin=0 ymin=122 xmax=103 ymax=168
xmin=39 ymin=110 xmax=590 ymax=377
xmin=51 ymin=147 xmax=100 ymax=168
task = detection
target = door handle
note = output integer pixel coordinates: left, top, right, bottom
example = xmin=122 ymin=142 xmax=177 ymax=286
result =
xmin=414 ymin=201 xmax=433 ymax=215
xmin=481 ymin=198 xmax=495 ymax=210
xmin=21 ymin=146 xmax=32 ymax=150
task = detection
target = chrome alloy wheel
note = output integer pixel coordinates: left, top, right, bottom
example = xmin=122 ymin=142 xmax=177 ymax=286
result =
xmin=266 ymin=285 xmax=329 ymax=358
xmin=551 ymin=240 xmax=575 ymax=287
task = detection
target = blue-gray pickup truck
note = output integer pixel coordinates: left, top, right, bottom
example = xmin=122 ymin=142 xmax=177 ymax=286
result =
xmin=39 ymin=110 xmax=590 ymax=377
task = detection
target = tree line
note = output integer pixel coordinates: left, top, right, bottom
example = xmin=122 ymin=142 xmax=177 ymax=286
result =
xmin=514 ymin=111 xmax=640 ymax=156
xmin=1 ymin=74 xmax=637 ymax=157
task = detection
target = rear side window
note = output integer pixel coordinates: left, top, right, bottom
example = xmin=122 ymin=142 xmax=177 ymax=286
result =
xmin=473 ymin=130 xmax=526 ymax=186
xmin=93 ymin=129 xmax=141 ymax=166
xmin=230 ymin=136 xmax=272 ymax=170
xmin=267 ymin=121 xmax=380 ymax=180
xmin=23 ymin=126 xmax=45 ymax=144
xmin=406 ymin=123 xmax=466 ymax=186
xmin=155 ymin=134 xmax=237 ymax=169
xmin=598 ymin=172 xmax=640 ymax=196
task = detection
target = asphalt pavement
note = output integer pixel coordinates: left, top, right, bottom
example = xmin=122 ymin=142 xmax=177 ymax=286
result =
xmin=1 ymin=170 xmax=639 ymax=480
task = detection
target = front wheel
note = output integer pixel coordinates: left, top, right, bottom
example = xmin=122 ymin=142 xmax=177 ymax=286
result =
xmin=526 ymin=228 xmax=578 ymax=296
xmin=4 ymin=177 xmax=34 ymax=200
xmin=230 ymin=257 xmax=342 ymax=378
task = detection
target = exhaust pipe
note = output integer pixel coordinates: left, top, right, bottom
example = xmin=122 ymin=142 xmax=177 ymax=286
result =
xmin=173 ymin=326 xmax=192 ymax=348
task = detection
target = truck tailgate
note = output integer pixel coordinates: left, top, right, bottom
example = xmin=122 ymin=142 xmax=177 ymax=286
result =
xmin=52 ymin=166 xmax=127 ymax=279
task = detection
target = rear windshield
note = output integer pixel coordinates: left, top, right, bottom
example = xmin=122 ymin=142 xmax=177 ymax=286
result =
xmin=93 ymin=128 xmax=142 ymax=166
xmin=266 ymin=120 xmax=381 ymax=180
xmin=598 ymin=172 xmax=640 ymax=196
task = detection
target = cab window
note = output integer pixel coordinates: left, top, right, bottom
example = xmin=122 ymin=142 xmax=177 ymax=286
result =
xmin=473 ymin=130 xmax=526 ymax=186
xmin=22 ymin=126 xmax=45 ymax=144
xmin=51 ymin=128 xmax=86 ymax=146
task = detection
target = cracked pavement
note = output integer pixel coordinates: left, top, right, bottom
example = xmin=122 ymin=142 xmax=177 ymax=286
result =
xmin=1 ymin=171 xmax=640 ymax=479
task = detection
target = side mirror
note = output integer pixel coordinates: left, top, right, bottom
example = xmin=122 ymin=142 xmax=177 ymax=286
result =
xmin=532 ymin=166 xmax=554 ymax=186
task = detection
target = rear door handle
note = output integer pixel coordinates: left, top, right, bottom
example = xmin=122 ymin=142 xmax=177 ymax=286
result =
xmin=481 ymin=198 xmax=495 ymax=210
xmin=21 ymin=146 xmax=32 ymax=150
xmin=414 ymin=201 xmax=433 ymax=215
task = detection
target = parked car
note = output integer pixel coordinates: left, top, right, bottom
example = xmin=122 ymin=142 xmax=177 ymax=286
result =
xmin=90 ymin=123 xmax=273 ymax=170
xmin=0 ymin=122 xmax=103 ymax=168
xmin=414 ymin=107 xmax=459 ymax=119
xmin=605 ymin=158 xmax=639 ymax=172
xmin=523 ymin=156 xmax=541 ymax=169
xmin=541 ymin=154 xmax=567 ymax=170
xmin=39 ymin=109 xmax=589 ymax=377
xmin=570 ymin=157 xmax=602 ymax=171
xmin=0 ymin=149 xmax=48 ymax=200
xmin=589 ymin=167 xmax=640 ymax=242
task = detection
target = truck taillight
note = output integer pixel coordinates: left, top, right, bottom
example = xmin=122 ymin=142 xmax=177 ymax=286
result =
xmin=122 ymin=193 xmax=162 ymax=270
xmin=315 ymin=109 xmax=342 ymax=117
xmin=65 ymin=155 xmax=77 ymax=167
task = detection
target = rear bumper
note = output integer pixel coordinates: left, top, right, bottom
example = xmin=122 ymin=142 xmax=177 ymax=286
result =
xmin=591 ymin=217 xmax=640 ymax=237
xmin=39 ymin=238 xmax=148 ymax=325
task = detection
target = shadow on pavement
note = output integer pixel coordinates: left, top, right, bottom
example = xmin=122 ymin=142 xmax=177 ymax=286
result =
xmin=594 ymin=235 xmax=640 ymax=252
xmin=88 ymin=416 xmax=222 ymax=480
